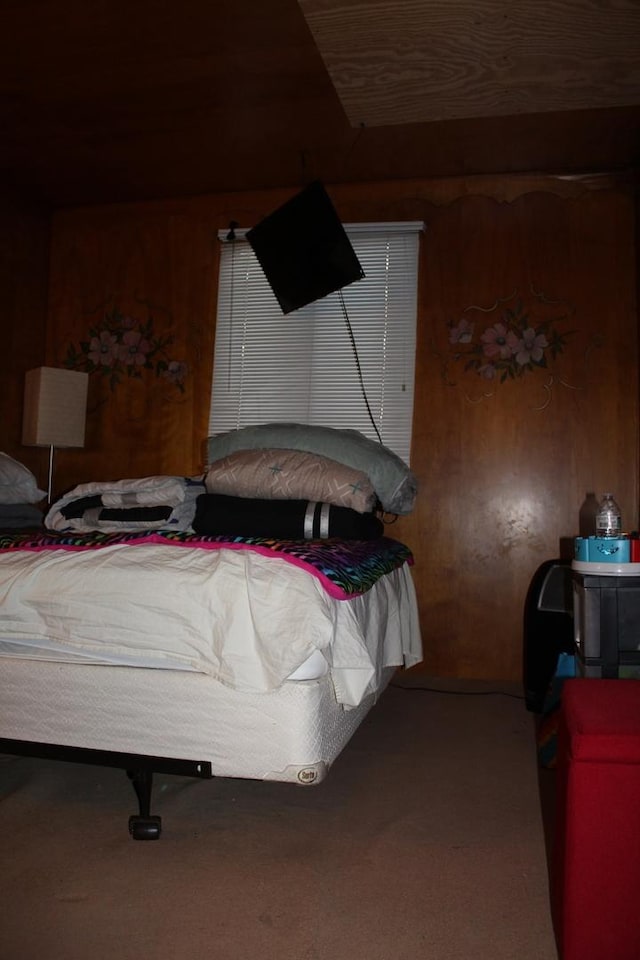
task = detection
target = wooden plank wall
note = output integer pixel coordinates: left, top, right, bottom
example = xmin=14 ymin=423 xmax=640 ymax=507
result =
xmin=7 ymin=172 xmax=639 ymax=682
xmin=0 ymin=190 xmax=50 ymax=479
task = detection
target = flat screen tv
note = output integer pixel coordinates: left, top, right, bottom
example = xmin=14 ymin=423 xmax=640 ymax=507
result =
xmin=246 ymin=180 xmax=365 ymax=314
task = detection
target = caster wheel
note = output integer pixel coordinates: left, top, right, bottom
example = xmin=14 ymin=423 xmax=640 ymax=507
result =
xmin=128 ymin=814 xmax=162 ymax=840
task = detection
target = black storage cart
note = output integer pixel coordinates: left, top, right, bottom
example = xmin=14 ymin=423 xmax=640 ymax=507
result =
xmin=572 ymin=565 xmax=640 ymax=679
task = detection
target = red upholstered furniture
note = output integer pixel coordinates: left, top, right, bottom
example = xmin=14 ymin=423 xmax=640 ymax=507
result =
xmin=553 ymin=679 xmax=640 ymax=959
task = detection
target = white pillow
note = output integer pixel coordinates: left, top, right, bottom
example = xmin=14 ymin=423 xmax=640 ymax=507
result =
xmin=0 ymin=452 xmax=46 ymax=504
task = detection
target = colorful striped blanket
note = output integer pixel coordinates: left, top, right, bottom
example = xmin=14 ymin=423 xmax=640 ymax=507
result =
xmin=0 ymin=529 xmax=413 ymax=600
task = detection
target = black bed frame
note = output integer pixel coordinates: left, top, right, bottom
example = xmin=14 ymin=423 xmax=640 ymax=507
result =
xmin=0 ymin=738 xmax=213 ymax=840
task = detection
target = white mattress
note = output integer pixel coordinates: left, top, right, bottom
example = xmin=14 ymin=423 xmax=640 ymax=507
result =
xmin=0 ymin=545 xmax=421 ymax=707
xmin=0 ymin=537 xmax=421 ymax=783
xmin=0 ymin=657 xmax=395 ymax=783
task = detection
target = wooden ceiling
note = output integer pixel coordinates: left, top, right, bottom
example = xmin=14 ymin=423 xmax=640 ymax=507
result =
xmin=2 ymin=0 xmax=639 ymax=209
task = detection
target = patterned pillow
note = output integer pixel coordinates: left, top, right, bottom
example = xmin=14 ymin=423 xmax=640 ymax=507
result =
xmin=204 ymin=448 xmax=377 ymax=514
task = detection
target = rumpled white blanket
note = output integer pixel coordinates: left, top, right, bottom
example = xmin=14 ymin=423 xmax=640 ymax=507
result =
xmin=0 ymin=544 xmax=422 ymax=707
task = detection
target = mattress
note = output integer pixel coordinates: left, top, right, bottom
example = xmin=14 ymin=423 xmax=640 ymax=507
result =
xmin=0 ymin=530 xmax=421 ymax=787
xmin=0 ymin=657 xmax=395 ymax=783
xmin=0 ymin=537 xmax=421 ymax=707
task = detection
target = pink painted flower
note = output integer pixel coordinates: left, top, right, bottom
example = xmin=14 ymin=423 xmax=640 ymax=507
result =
xmin=162 ymin=360 xmax=188 ymax=385
xmin=480 ymin=323 xmax=517 ymax=360
xmin=478 ymin=363 xmax=498 ymax=380
xmin=88 ymin=330 xmax=119 ymax=367
xmin=119 ymin=329 xmax=150 ymax=366
xmin=513 ymin=327 xmax=548 ymax=365
xmin=448 ymin=317 xmax=474 ymax=344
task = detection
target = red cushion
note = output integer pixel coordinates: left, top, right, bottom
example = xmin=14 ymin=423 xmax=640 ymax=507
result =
xmin=562 ymin=679 xmax=640 ymax=764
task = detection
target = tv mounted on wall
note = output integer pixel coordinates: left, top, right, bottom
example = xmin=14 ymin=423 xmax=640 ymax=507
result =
xmin=246 ymin=180 xmax=365 ymax=315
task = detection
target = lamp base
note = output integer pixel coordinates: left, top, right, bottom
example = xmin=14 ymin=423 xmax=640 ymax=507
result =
xmin=47 ymin=444 xmax=54 ymax=506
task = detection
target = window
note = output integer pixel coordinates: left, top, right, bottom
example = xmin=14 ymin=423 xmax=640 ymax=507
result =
xmin=209 ymin=221 xmax=422 ymax=464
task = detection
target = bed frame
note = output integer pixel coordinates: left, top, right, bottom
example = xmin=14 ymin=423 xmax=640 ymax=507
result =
xmin=0 ymin=738 xmax=212 ymax=839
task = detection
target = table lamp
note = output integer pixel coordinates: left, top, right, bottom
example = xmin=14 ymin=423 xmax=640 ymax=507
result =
xmin=22 ymin=367 xmax=89 ymax=504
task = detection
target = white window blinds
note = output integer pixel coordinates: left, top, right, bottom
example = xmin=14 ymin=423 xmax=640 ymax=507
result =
xmin=209 ymin=221 xmax=422 ymax=464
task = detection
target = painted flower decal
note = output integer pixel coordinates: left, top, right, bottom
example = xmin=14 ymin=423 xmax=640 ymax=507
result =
xmin=480 ymin=322 xmax=516 ymax=360
xmin=513 ymin=327 xmax=548 ymax=365
xmin=446 ymin=297 xmax=570 ymax=385
xmin=65 ymin=304 xmax=188 ymax=393
xmin=448 ymin=317 xmax=474 ymax=345
xmin=88 ymin=330 xmax=119 ymax=367
xmin=162 ymin=360 xmax=188 ymax=389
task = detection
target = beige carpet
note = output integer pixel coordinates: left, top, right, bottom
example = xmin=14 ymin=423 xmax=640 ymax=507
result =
xmin=0 ymin=678 xmax=558 ymax=960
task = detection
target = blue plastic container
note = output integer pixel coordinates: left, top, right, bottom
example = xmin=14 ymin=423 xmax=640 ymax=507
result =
xmin=574 ymin=536 xmax=630 ymax=563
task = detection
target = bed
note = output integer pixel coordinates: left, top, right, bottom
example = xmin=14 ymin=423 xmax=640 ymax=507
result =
xmin=0 ymin=427 xmax=422 ymax=839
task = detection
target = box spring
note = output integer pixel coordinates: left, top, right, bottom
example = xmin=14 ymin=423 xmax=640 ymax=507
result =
xmin=0 ymin=657 xmax=394 ymax=785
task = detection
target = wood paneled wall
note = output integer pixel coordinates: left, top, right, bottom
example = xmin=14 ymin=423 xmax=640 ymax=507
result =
xmin=401 ymin=187 xmax=638 ymax=680
xmin=14 ymin=172 xmax=639 ymax=682
xmin=0 ymin=190 xmax=50 ymax=479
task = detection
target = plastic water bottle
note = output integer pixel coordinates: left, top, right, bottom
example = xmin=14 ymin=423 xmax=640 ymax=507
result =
xmin=595 ymin=493 xmax=622 ymax=537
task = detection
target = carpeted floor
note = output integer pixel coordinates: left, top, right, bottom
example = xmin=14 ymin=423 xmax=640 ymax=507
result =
xmin=0 ymin=678 xmax=558 ymax=960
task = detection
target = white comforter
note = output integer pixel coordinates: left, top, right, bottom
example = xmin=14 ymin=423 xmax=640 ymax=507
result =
xmin=0 ymin=544 xmax=421 ymax=707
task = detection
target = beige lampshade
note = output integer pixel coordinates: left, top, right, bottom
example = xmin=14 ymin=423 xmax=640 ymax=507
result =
xmin=22 ymin=367 xmax=89 ymax=448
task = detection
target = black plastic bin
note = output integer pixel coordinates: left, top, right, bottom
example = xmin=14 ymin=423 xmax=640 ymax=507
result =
xmin=523 ymin=558 xmax=574 ymax=712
